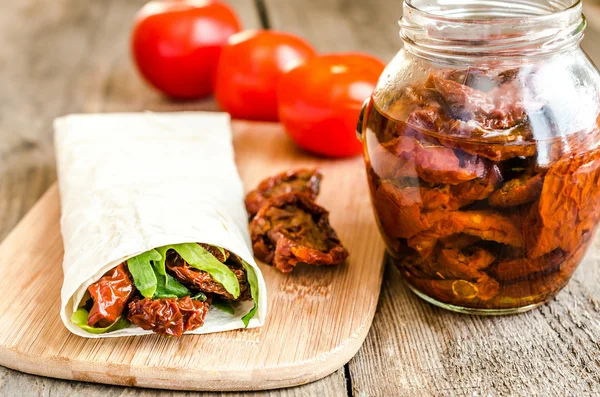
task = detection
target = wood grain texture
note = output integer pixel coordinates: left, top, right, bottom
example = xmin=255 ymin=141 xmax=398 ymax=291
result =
xmin=349 ymin=253 xmax=600 ymax=396
xmin=582 ymin=16 xmax=600 ymax=63
xmin=265 ymin=0 xmax=399 ymax=63
xmin=0 ymin=369 xmax=349 ymax=397
xmin=0 ymin=0 xmax=351 ymax=395
xmin=584 ymin=2 xmax=600 ymax=32
xmin=0 ymin=121 xmax=385 ymax=391
xmin=4 ymin=0 xmax=600 ymax=395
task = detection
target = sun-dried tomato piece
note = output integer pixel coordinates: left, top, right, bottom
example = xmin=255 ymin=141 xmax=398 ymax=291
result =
xmin=450 ymin=163 xmax=502 ymax=201
xmin=411 ymin=74 xmax=536 ymax=161
xmin=439 ymin=248 xmax=495 ymax=272
xmin=496 ymin=237 xmax=591 ymax=307
xmin=439 ymin=234 xmax=481 ymax=250
xmin=418 ymin=210 xmax=524 ymax=247
xmin=378 ymin=180 xmax=472 ymax=212
xmin=381 ymin=135 xmax=486 ymax=184
xmin=87 ymin=263 xmax=135 ymax=328
xmin=524 ymin=148 xmax=600 ymax=258
xmin=373 ymin=181 xmax=431 ymax=239
xmin=441 ymin=68 xmax=519 ymax=91
xmin=439 ymin=137 xmax=536 ymax=161
xmin=245 ymin=169 xmax=322 ymax=218
xmin=409 ymin=248 xmax=495 ymax=280
xmin=127 ymin=296 xmax=210 ymax=337
xmin=494 ymin=249 xmax=564 ymax=281
xmin=400 ymin=254 xmax=437 ymax=279
xmin=426 ymin=75 xmax=528 ymax=131
xmin=426 ymin=75 xmax=495 ymax=120
xmin=250 ymin=192 xmax=348 ymax=273
xmin=442 ymin=68 xmax=493 ymax=90
xmin=368 ymin=139 xmax=417 ymax=180
xmin=380 ymin=84 xmax=449 ymax=136
xmin=198 ymin=243 xmax=230 ymax=263
xmin=406 ymin=221 xmax=489 ymax=259
xmin=417 ymin=145 xmax=486 ymax=185
xmin=496 ymin=68 xmax=520 ymax=85
xmin=539 ymin=124 xmax=600 ymax=168
xmin=419 ymin=184 xmax=472 ymax=211
xmin=483 ymin=83 xmax=530 ymax=130
xmin=406 ymin=106 xmax=469 ymax=138
xmin=488 ymin=173 xmax=544 ymax=208
xmin=406 ymin=231 xmax=439 ymax=258
xmin=166 ymin=252 xmax=251 ymax=301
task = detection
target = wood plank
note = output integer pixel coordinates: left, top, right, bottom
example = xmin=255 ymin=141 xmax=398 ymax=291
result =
xmin=5 ymin=0 xmax=600 ymax=395
xmin=582 ymin=14 xmax=600 ymax=63
xmin=0 ymin=364 xmax=349 ymax=397
xmin=584 ymin=2 xmax=600 ymax=33
xmin=349 ymin=253 xmax=600 ymax=396
xmin=0 ymin=0 xmax=349 ymax=395
xmin=264 ymin=0 xmax=400 ymax=63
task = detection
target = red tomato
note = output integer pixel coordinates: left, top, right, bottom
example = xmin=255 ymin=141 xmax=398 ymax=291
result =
xmin=131 ymin=0 xmax=241 ymax=99
xmin=278 ymin=53 xmax=385 ymax=157
xmin=214 ymin=30 xmax=317 ymax=121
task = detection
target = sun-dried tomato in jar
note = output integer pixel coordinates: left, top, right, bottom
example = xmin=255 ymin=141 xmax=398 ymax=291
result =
xmin=358 ymin=0 xmax=600 ymax=313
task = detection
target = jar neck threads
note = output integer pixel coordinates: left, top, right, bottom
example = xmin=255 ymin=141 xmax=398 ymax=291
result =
xmin=399 ymin=0 xmax=586 ymax=62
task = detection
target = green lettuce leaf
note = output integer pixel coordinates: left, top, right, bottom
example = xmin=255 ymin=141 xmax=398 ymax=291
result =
xmin=191 ymin=292 xmax=208 ymax=302
xmin=241 ymin=260 xmax=259 ymax=327
xmin=127 ymin=244 xmax=240 ymax=300
xmin=127 ymin=249 xmax=161 ymax=298
xmin=215 ymin=246 xmax=226 ymax=260
xmin=212 ymin=299 xmax=235 ymax=315
xmin=71 ymin=308 xmax=129 ymax=334
xmin=166 ymin=243 xmax=240 ymax=299
xmin=154 ymin=273 xmax=190 ymax=299
xmin=153 ymin=246 xmax=190 ymax=299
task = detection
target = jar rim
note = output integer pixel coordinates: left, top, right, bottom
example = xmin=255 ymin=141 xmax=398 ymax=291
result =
xmin=399 ymin=0 xmax=586 ymax=61
xmin=403 ymin=0 xmax=582 ymax=25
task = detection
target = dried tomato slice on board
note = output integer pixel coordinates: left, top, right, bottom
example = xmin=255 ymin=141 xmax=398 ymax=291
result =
xmin=250 ymin=192 xmax=348 ymax=273
xmin=245 ymin=168 xmax=322 ymax=218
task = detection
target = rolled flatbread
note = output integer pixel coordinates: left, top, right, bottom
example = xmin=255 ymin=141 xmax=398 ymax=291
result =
xmin=54 ymin=112 xmax=267 ymax=338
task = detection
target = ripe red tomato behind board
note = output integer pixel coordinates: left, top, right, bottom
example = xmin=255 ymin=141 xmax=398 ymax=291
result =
xmin=278 ymin=53 xmax=385 ymax=157
xmin=131 ymin=0 xmax=241 ymax=99
xmin=215 ymin=30 xmax=317 ymax=121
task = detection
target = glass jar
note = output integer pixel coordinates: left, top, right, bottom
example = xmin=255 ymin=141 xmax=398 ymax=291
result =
xmin=359 ymin=0 xmax=600 ymax=314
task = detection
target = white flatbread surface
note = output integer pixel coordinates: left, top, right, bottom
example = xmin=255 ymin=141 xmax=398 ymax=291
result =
xmin=53 ymin=111 xmax=267 ymax=338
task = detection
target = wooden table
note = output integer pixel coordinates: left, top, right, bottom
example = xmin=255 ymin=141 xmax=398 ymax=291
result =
xmin=1 ymin=1 xmax=600 ymax=395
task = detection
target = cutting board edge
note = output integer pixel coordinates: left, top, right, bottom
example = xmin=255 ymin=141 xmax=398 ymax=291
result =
xmin=0 ymin=300 xmax=378 ymax=391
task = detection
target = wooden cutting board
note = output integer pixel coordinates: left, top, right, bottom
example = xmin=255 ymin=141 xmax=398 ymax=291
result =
xmin=0 ymin=121 xmax=385 ymax=391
